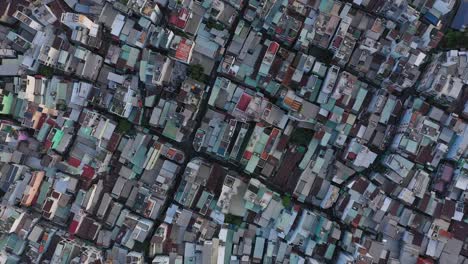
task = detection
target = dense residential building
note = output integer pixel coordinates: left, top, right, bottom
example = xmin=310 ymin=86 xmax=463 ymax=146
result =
xmin=0 ymin=0 xmax=465 ymax=262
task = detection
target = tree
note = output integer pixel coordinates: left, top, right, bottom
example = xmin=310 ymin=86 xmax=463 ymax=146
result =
xmin=188 ymin=64 xmax=206 ymax=83
xmin=206 ymin=19 xmax=225 ymax=31
xmin=38 ymin=65 xmax=54 ymax=78
xmin=307 ymin=46 xmax=334 ymax=64
xmin=116 ymin=118 xmax=132 ymax=134
xmin=290 ymin=128 xmax=314 ymax=146
xmin=281 ymin=194 xmax=293 ymax=209
xmin=224 ymin=214 xmax=243 ymax=226
xmin=441 ymin=30 xmax=468 ymax=49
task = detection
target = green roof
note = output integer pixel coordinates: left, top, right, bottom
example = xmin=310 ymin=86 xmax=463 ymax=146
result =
xmin=121 ymin=45 xmax=140 ymax=68
xmin=0 ymin=234 xmax=7 ymax=251
xmin=1 ymin=125 xmax=12 ymax=133
xmin=213 ymin=123 xmax=227 ymax=152
xmin=7 ymin=234 xmax=25 ymax=255
xmin=132 ymin=165 xmax=143 ymax=176
xmin=332 ymin=105 xmax=344 ymax=115
xmin=55 ymin=205 xmax=71 ymax=219
xmin=352 ymin=88 xmax=368 ymax=112
xmin=208 ymin=85 xmax=220 ymax=106
xmin=78 ymin=127 xmax=93 ymax=138
xmin=162 ymin=120 xmax=178 ymax=140
xmin=322 ymin=98 xmax=336 ymax=111
xmin=320 ymin=132 xmax=331 ymax=146
xmin=380 ymin=98 xmax=396 ymax=124
xmin=58 ymin=51 xmax=69 ymax=64
xmin=319 ymin=0 xmax=334 ymax=12
xmin=259 ymin=63 xmax=271 ymax=77
xmin=13 ymin=99 xmax=25 ymax=118
xmin=37 ymin=123 xmax=51 ymax=142
xmin=74 ymin=191 xmax=85 ymax=208
xmin=312 ymin=157 xmax=325 ymax=174
xmin=276 ymin=211 xmax=294 ymax=231
xmin=253 ymin=133 xmax=269 ymax=154
xmin=305 ymin=238 xmax=317 ymax=255
xmin=325 ymin=244 xmax=336 ymax=260
xmin=299 ymin=139 xmax=319 ymax=169
xmin=6 ymin=255 xmax=19 ymax=264
xmin=343 ymin=124 xmax=352 ymax=135
xmin=74 ymin=47 xmax=87 ymax=59
xmin=238 ymin=65 xmax=253 ymax=80
xmin=64 ymin=120 xmax=74 ymax=127
xmin=253 ymin=237 xmax=266 ymax=258
xmin=289 ymin=253 xmax=301 ymax=264
xmin=224 ymin=229 xmax=235 ymax=264
xmin=51 ymin=129 xmax=64 ymax=149
xmin=196 ymin=191 xmax=211 ymax=209
xmin=0 ymin=93 xmax=13 ymax=114
xmin=265 ymin=81 xmax=281 ymax=95
xmin=412 ymin=97 xmax=424 ymax=110
xmin=245 ymin=155 xmax=260 ymax=173
xmin=407 ymin=140 xmax=418 ymax=154
xmin=132 ymin=146 xmax=147 ymax=169
xmin=348 ymin=208 xmax=358 ymax=219
xmin=202 ymin=0 xmax=213 ymax=8
xmin=309 ymin=78 xmax=322 ymax=102
xmin=36 ymin=181 xmax=51 ymax=205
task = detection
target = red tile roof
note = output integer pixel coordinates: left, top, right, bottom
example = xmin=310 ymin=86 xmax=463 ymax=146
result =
xmin=441 ymin=164 xmax=454 ymax=182
xmin=275 ymin=135 xmax=289 ymax=152
xmin=69 ymin=220 xmax=79 ymax=235
xmin=81 ymin=165 xmax=95 ymax=181
xmin=169 ymin=8 xmax=189 ymax=29
xmin=236 ymin=93 xmax=252 ymax=112
xmin=36 ymin=114 xmax=47 ymax=130
xmin=347 ymin=152 xmax=357 ymax=160
xmin=267 ymin=42 xmax=280 ymax=54
xmin=44 ymin=140 xmax=53 ymax=151
xmin=243 ymin=150 xmax=252 ymax=160
xmin=438 ymin=229 xmax=453 ymax=239
xmin=332 ymin=36 xmax=342 ymax=49
xmin=417 ymin=257 xmax=435 ymax=264
xmin=68 ymin=156 xmax=81 ymax=168
xmin=175 ymin=38 xmax=192 ymax=62
xmin=106 ymin=133 xmax=121 ymax=152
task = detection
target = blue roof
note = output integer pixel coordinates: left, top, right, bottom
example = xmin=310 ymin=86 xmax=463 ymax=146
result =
xmin=424 ymin=12 xmax=439 ymax=25
xmin=451 ymin=1 xmax=468 ymax=30
xmin=74 ymin=3 xmax=91 ymax=13
xmin=447 ymin=134 xmax=463 ymax=160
